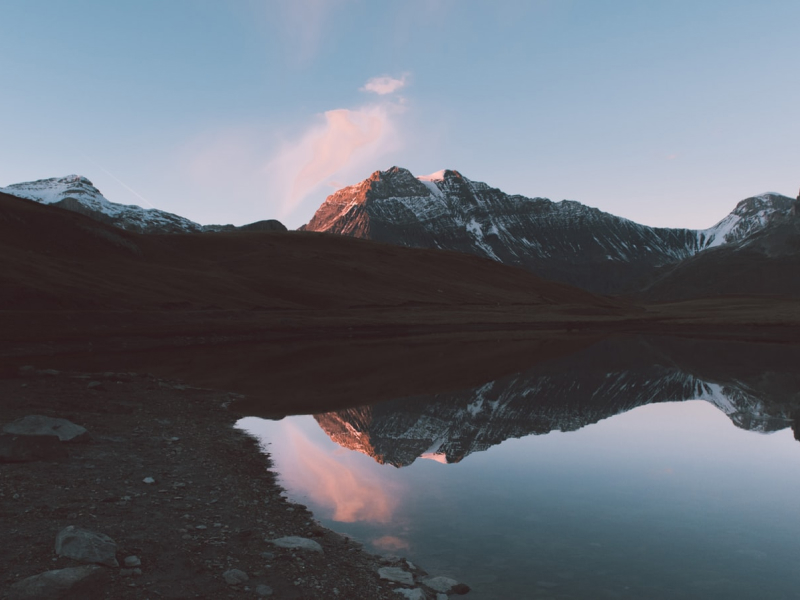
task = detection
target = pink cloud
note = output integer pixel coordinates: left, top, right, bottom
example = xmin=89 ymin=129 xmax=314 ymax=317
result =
xmin=265 ymin=102 xmax=404 ymax=216
xmin=361 ymin=74 xmax=408 ymax=95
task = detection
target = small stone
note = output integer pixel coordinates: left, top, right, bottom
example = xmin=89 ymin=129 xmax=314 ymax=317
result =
xmin=6 ymin=565 xmax=106 ymax=599
xmin=255 ymin=584 xmax=274 ymax=597
xmin=87 ymin=381 xmax=105 ymax=390
xmin=394 ymin=589 xmax=425 ymax=600
xmin=142 ymin=477 xmax=155 ymax=484
xmin=133 ymin=568 xmax=142 ymax=576
xmin=268 ymin=536 xmax=323 ymax=553
xmin=120 ymin=569 xmax=134 ymax=577
xmin=124 ymin=555 xmax=141 ymax=568
xmin=55 ymin=526 xmax=118 ymax=567
xmin=260 ymin=552 xmax=275 ymax=560
xmin=422 ymin=576 xmax=460 ymax=593
xmin=222 ymin=569 xmax=248 ymax=585
xmin=378 ymin=567 xmax=414 ymax=585
xmin=195 ymin=525 xmax=207 ymax=530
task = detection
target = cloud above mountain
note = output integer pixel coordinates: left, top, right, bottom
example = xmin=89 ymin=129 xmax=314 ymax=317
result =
xmin=360 ymin=74 xmax=408 ymax=95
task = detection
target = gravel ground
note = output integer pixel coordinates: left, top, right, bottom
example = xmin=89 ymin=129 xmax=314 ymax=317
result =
xmin=0 ymin=369 xmax=452 ymax=599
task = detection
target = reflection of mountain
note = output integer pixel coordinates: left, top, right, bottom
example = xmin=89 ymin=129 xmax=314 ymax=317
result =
xmin=314 ymin=337 xmax=800 ymax=467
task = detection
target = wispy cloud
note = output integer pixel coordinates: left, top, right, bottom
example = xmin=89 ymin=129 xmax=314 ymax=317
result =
xmin=265 ymin=100 xmax=405 ymax=217
xmin=361 ymin=74 xmax=408 ymax=95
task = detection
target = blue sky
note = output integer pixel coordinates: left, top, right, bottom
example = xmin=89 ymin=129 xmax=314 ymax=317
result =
xmin=1 ymin=0 xmax=798 ymax=229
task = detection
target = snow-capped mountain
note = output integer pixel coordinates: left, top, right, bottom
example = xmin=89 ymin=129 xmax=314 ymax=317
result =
xmin=302 ymin=167 xmax=795 ymax=294
xmin=314 ymin=337 xmax=799 ymax=467
xmin=0 ymin=175 xmax=287 ymax=234
xmin=0 ymin=175 xmax=206 ymax=234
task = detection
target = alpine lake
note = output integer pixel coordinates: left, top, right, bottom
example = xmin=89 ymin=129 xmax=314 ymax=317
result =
xmin=236 ymin=336 xmax=800 ymax=599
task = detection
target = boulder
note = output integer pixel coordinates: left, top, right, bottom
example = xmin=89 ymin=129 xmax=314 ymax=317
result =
xmin=255 ymin=584 xmax=274 ymax=596
xmin=222 ymin=569 xmax=248 ymax=585
xmin=6 ymin=565 xmax=106 ymax=599
xmin=394 ymin=589 xmax=425 ymax=600
xmin=422 ymin=576 xmax=470 ymax=594
xmin=3 ymin=415 xmax=89 ymax=443
xmin=267 ymin=536 xmax=323 ymax=553
xmin=0 ymin=434 xmax=67 ymax=463
xmin=55 ymin=526 xmax=118 ymax=567
xmin=378 ymin=567 xmax=414 ymax=585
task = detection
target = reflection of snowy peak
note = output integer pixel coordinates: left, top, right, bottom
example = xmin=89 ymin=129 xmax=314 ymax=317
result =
xmin=0 ymin=175 xmax=204 ymax=234
xmin=302 ymin=167 xmax=794 ymax=293
xmin=314 ymin=342 xmax=795 ymax=467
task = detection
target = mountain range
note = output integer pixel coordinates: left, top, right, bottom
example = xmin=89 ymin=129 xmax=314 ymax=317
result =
xmin=314 ymin=336 xmax=800 ymax=467
xmin=0 ymin=175 xmax=286 ymax=234
xmin=2 ymin=169 xmax=798 ymax=300
xmin=302 ymin=167 xmax=800 ymax=298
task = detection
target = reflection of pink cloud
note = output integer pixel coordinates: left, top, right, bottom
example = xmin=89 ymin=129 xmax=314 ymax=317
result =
xmin=265 ymin=102 xmax=403 ymax=217
xmin=282 ymin=424 xmax=399 ymax=523
xmin=373 ymin=535 xmax=410 ymax=552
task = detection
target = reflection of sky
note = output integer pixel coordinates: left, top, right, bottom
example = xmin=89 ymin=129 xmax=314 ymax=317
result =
xmin=238 ymin=401 xmax=800 ymax=599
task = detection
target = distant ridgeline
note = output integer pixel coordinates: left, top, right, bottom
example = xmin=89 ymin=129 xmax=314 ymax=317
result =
xmin=302 ymin=167 xmax=800 ymax=298
xmin=0 ymin=175 xmax=286 ymax=235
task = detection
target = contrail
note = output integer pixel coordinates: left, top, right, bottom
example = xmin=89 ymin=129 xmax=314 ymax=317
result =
xmin=79 ymin=152 xmax=156 ymax=209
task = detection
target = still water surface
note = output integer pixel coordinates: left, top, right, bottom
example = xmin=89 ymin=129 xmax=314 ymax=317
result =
xmin=239 ymin=398 xmax=800 ymax=599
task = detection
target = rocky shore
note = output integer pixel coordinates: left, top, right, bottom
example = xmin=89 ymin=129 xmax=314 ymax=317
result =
xmin=0 ymin=369 xmax=467 ymax=600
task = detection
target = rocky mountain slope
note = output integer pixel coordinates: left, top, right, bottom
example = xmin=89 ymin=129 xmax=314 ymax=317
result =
xmin=314 ymin=337 xmax=800 ymax=467
xmin=302 ymin=167 xmax=795 ymax=294
xmin=0 ymin=175 xmax=285 ymax=234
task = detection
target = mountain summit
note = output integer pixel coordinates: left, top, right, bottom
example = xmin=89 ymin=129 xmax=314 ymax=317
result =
xmin=302 ymin=167 xmax=795 ymax=294
xmin=0 ymin=175 xmax=204 ymax=234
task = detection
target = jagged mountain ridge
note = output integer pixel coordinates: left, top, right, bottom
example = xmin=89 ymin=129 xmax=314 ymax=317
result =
xmin=0 ymin=175 xmax=286 ymax=234
xmin=302 ymin=167 xmax=795 ymax=294
xmin=314 ymin=338 xmax=800 ymax=467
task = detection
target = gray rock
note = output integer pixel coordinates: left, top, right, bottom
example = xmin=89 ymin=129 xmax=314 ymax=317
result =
xmin=55 ymin=526 xmax=118 ymax=567
xmin=87 ymin=381 xmax=105 ymax=390
xmin=268 ymin=536 xmax=323 ymax=553
xmin=123 ymin=555 xmax=141 ymax=567
xmin=142 ymin=477 xmax=155 ymax=484
xmin=222 ymin=569 xmax=248 ymax=585
xmin=120 ymin=568 xmax=135 ymax=577
xmin=0 ymin=434 xmax=67 ymax=463
xmin=394 ymin=589 xmax=425 ymax=600
xmin=3 ymin=415 xmax=89 ymax=443
xmin=255 ymin=584 xmax=274 ymax=597
xmin=6 ymin=565 xmax=105 ymax=599
xmin=422 ymin=576 xmax=460 ymax=593
xmin=378 ymin=567 xmax=414 ymax=585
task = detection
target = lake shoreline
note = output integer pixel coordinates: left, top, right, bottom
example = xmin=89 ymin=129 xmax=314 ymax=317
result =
xmin=0 ymin=368 xmax=454 ymax=599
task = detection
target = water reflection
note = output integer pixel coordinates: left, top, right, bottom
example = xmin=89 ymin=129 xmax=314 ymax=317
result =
xmin=312 ymin=336 xmax=800 ymax=467
xmin=278 ymin=421 xmax=401 ymax=523
xmin=238 ymin=336 xmax=800 ymax=599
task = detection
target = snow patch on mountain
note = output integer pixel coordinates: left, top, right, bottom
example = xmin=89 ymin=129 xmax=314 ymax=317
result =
xmin=1 ymin=175 xmax=203 ymax=234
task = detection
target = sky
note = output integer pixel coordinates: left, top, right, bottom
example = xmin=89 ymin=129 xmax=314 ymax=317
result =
xmin=1 ymin=0 xmax=798 ymax=230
